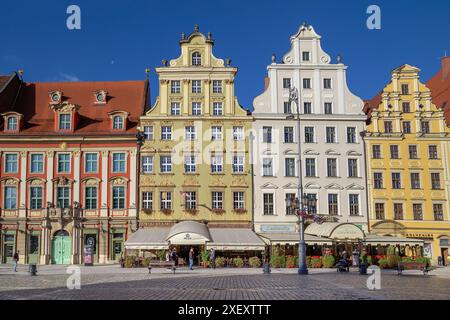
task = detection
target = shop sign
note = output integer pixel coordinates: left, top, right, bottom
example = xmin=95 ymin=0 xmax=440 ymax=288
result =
xmin=261 ymin=225 xmax=296 ymax=233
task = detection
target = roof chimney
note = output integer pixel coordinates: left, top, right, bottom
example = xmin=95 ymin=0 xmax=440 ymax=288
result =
xmin=264 ymin=77 xmax=270 ymax=91
xmin=442 ymin=56 xmax=450 ymax=80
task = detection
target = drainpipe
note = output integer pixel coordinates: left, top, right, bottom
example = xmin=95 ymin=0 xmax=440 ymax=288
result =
xmin=250 ymin=130 xmax=255 ymax=232
xmin=360 ymin=130 xmax=371 ymax=234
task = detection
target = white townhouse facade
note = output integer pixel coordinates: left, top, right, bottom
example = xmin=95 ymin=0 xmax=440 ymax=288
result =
xmin=252 ymin=24 xmax=368 ymax=244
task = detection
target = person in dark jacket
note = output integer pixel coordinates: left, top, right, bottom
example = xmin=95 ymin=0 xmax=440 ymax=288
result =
xmin=13 ymin=251 xmax=19 ymax=272
xmin=171 ymin=249 xmax=178 ymax=267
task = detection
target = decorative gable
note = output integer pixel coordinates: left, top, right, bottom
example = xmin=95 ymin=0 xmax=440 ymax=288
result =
xmin=93 ymin=90 xmax=108 ymax=104
xmin=260 ymin=182 xmax=279 ymax=189
xmin=50 ymin=102 xmax=79 ymax=132
xmin=49 ymin=90 xmax=62 ymax=105
xmin=346 ymin=183 xmax=365 ymax=190
xmin=304 ymin=182 xmax=321 ymax=190
xmin=324 ymin=183 xmax=344 ymax=190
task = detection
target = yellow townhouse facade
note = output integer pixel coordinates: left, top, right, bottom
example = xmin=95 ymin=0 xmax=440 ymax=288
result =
xmin=364 ymin=64 xmax=450 ymax=264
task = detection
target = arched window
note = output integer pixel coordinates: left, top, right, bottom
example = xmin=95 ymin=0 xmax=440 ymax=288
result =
xmin=113 ymin=116 xmax=124 ymax=129
xmin=192 ymin=52 xmax=202 ymax=66
xmin=7 ymin=117 xmax=17 ymax=131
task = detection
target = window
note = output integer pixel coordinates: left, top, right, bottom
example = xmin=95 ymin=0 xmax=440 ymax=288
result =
xmin=263 ymin=127 xmax=272 ymax=143
xmin=328 ymin=194 xmax=338 ymax=216
xmin=431 ymin=173 xmax=441 ymax=190
xmin=7 ymin=117 xmax=17 ymax=130
xmin=304 ymin=127 xmax=314 ymax=143
xmin=233 ymin=192 xmax=245 ymax=210
xmin=285 ymin=193 xmax=296 ymax=215
xmin=185 ymin=126 xmax=196 ymax=140
xmin=303 ymin=102 xmax=312 ymax=114
xmin=347 ymin=127 xmax=357 ymax=143
xmin=144 ymin=126 xmax=154 ymax=140
xmin=324 ymin=78 xmax=332 ymax=89
xmin=402 ymin=102 xmax=411 ymax=113
xmin=192 ymin=80 xmax=202 ymax=93
xmin=285 ymin=158 xmax=295 ymax=177
xmin=375 ymin=203 xmax=385 ymax=220
xmin=394 ymin=203 xmax=404 ymax=220
xmin=420 ymin=121 xmax=430 ymax=134
xmin=303 ymin=78 xmax=311 ymax=89
xmin=326 ymin=127 xmax=336 ymax=143
xmin=84 ymin=153 xmax=98 ymax=173
xmin=59 ymin=114 xmax=71 ymax=130
xmin=160 ymin=156 xmax=172 ymax=173
xmin=429 ymin=145 xmax=438 ymax=159
xmin=372 ymin=145 xmax=381 ymax=159
xmin=282 ymin=78 xmax=291 ymax=89
xmin=284 ymin=127 xmax=294 ymax=143
xmin=403 ymin=122 xmax=411 ymax=133
xmin=211 ymin=155 xmax=223 ymax=173
xmin=392 ymin=172 xmax=402 ymax=189
xmin=305 ymin=158 xmax=316 ymax=177
xmin=408 ymin=145 xmax=418 ymax=159
xmin=30 ymin=154 xmax=44 ymax=173
xmin=4 ymin=186 xmax=17 ymax=209
xmin=390 ymin=145 xmax=399 ymax=159
xmin=57 ymin=186 xmax=70 ymax=209
xmin=84 ymin=187 xmax=97 ymax=210
xmin=262 ymin=158 xmax=273 ymax=176
xmin=374 ymin=172 xmax=383 ymax=189
xmin=433 ymin=204 xmax=444 ymax=221
xmin=113 ymin=116 xmax=124 ymax=129
xmin=211 ymin=192 xmax=223 ymax=209
xmin=401 ymin=84 xmax=409 ymax=95
xmin=184 ymin=155 xmax=196 ymax=173
xmin=233 ymin=126 xmax=244 ymax=141
xmin=305 ymin=194 xmax=317 ymax=214
xmin=324 ymin=103 xmax=333 ymax=115
xmin=233 ymin=155 xmax=244 ymax=173
xmin=112 ymin=186 xmax=125 ymax=210
xmin=171 ymin=80 xmax=181 ymax=94
xmin=384 ymin=121 xmax=393 ymax=133
xmin=184 ymin=192 xmax=197 ymax=210
xmin=160 ymin=192 xmax=172 ymax=210
xmin=161 ymin=126 xmax=172 ymax=140
xmin=211 ymin=126 xmax=222 ymax=140
xmin=302 ymin=51 xmax=310 ymax=61
xmin=212 ymin=80 xmax=222 ymax=93
xmin=212 ymin=102 xmax=223 ymax=116
xmin=112 ymin=153 xmax=126 ymax=173
xmin=410 ymin=173 xmax=421 ymax=189
xmin=349 ymin=194 xmax=359 ymax=216
xmin=284 ymin=102 xmax=291 ymax=114
xmin=57 ymin=154 xmax=70 ymax=173
xmin=348 ymin=159 xmax=358 ymax=178
xmin=142 ymin=192 xmax=153 ymax=210
xmin=192 ymin=102 xmax=201 ymax=116
xmin=30 ymin=186 xmax=43 ymax=210
xmin=413 ymin=204 xmax=423 ymax=220
xmin=142 ymin=156 xmax=153 ymax=174
xmin=192 ymin=52 xmax=202 ymax=66
xmin=327 ymin=158 xmax=337 ymax=177
xmin=170 ymin=102 xmax=181 ymax=116
xmin=263 ymin=194 xmax=274 ymax=215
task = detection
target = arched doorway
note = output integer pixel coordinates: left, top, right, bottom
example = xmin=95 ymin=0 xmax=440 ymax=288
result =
xmin=51 ymin=230 xmax=71 ymax=265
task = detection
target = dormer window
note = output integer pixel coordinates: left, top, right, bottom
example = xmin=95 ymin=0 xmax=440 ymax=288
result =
xmin=50 ymin=102 xmax=79 ymax=133
xmin=108 ymin=111 xmax=129 ymax=131
xmin=49 ymin=90 xmax=62 ymax=105
xmin=94 ymin=90 xmax=108 ymax=104
xmin=192 ymin=52 xmax=202 ymax=66
xmin=1 ymin=112 xmax=23 ymax=132
xmin=59 ymin=114 xmax=72 ymax=130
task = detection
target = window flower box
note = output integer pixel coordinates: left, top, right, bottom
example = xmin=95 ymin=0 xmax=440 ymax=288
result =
xmin=212 ymin=208 xmax=225 ymax=214
xmin=142 ymin=209 xmax=153 ymax=215
xmin=185 ymin=208 xmax=198 ymax=214
xmin=233 ymin=208 xmax=247 ymax=214
xmin=161 ymin=209 xmax=173 ymax=215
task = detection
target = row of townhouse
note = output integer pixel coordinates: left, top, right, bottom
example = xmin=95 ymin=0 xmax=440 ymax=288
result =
xmin=0 ymin=24 xmax=449 ymax=265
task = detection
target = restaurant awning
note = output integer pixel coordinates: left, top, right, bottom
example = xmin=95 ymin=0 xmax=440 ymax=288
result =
xmin=257 ymin=233 xmax=333 ymax=245
xmin=305 ymin=222 xmax=365 ymax=241
xmin=207 ymin=229 xmax=266 ymax=251
xmin=166 ymin=221 xmax=211 ymax=245
xmin=124 ymin=228 xmax=170 ymax=250
xmin=364 ymin=234 xmax=424 ymax=246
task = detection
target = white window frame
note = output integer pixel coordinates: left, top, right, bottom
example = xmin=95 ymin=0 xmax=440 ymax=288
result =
xmin=142 ymin=156 xmax=154 ymax=174
xmin=112 ymin=152 xmax=127 ymax=173
xmin=212 ymin=102 xmax=223 ymax=116
xmin=192 ymin=80 xmax=202 ymax=93
xmin=113 ymin=116 xmax=124 ymax=130
xmin=192 ymin=52 xmax=202 ymax=66
xmin=59 ymin=113 xmax=71 ymax=130
xmin=211 ymin=155 xmax=223 ymax=173
xmin=57 ymin=153 xmax=71 ymax=173
xmin=233 ymin=126 xmax=244 ymax=141
xmin=171 ymin=80 xmax=181 ymax=94
xmin=112 ymin=185 xmax=126 ymax=210
xmin=211 ymin=192 xmax=224 ymax=209
xmin=142 ymin=191 xmax=153 ymax=210
xmin=84 ymin=186 xmax=98 ymax=210
xmin=212 ymin=80 xmax=222 ymax=93
xmin=233 ymin=191 xmax=245 ymax=210
xmin=30 ymin=186 xmax=43 ymax=210
xmin=185 ymin=126 xmax=197 ymax=140
xmin=160 ymin=191 xmax=172 ymax=210
xmin=262 ymin=158 xmax=273 ymax=177
xmin=84 ymin=153 xmax=98 ymax=174
xmin=170 ymin=102 xmax=181 ymax=116
xmin=232 ymin=155 xmax=245 ymax=173
xmin=30 ymin=153 xmax=44 ymax=174
xmin=144 ymin=126 xmax=154 ymax=140
xmin=211 ymin=126 xmax=222 ymax=141
xmin=160 ymin=156 xmax=172 ymax=173
xmin=4 ymin=186 xmax=17 ymax=210
xmin=6 ymin=117 xmax=18 ymax=131
xmin=161 ymin=126 xmax=172 ymax=140
xmin=192 ymin=102 xmax=202 ymax=116
xmin=184 ymin=155 xmax=196 ymax=173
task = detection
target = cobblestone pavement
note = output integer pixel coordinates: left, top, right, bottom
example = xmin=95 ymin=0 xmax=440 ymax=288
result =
xmin=0 ymin=264 xmax=449 ymax=300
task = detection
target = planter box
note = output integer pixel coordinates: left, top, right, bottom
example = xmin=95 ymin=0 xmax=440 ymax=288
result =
xmin=398 ymin=262 xmax=428 ymax=275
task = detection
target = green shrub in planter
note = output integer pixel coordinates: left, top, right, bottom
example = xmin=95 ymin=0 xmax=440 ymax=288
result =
xmin=310 ymin=256 xmax=322 ymax=268
xmin=142 ymin=257 xmax=151 ymax=267
xmin=270 ymin=255 xmax=286 ymax=268
xmin=378 ymin=258 xmax=389 ymax=269
xmin=286 ymin=255 xmax=297 ymax=268
xmin=249 ymin=256 xmax=261 ymax=268
xmin=124 ymin=256 xmax=136 ymax=268
xmin=234 ymin=257 xmax=244 ymax=268
xmin=215 ymin=256 xmax=225 ymax=268
xmin=306 ymin=256 xmax=312 ymax=268
xmin=156 ymin=250 xmax=166 ymax=262
xmin=322 ymin=255 xmax=335 ymax=268
xmin=387 ymin=255 xmax=401 ymax=268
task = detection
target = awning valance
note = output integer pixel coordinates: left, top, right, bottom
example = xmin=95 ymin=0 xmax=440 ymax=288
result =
xmin=305 ymin=222 xmax=365 ymax=240
xmin=364 ymin=234 xmax=424 ymax=246
xmin=207 ymin=229 xmax=265 ymax=250
xmin=257 ymin=233 xmax=333 ymax=245
xmin=124 ymin=228 xmax=170 ymax=250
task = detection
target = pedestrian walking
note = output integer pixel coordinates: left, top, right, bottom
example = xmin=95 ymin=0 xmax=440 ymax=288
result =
xmin=189 ymin=247 xmax=194 ymax=270
xmin=210 ymin=248 xmax=216 ymax=269
xmin=352 ymin=248 xmax=360 ymax=267
xmin=165 ymin=250 xmax=170 ymax=262
xmin=171 ymin=248 xmax=178 ymax=267
xmin=13 ymin=250 xmax=19 ymax=272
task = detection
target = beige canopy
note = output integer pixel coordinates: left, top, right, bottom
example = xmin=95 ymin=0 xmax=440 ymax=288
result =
xmin=258 ymin=233 xmax=333 ymax=245
xmin=305 ymin=222 xmax=365 ymax=241
xmin=166 ymin=221 xmax=211 ymax=245
xmin=207 ymin=229 xmax=266 ymax=251
xmin=124 ymin=228 xmax=170 ymax=250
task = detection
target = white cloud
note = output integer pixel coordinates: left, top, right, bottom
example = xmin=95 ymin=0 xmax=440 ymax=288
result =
xmin=58 ymin=73 xmax=80 ymax=82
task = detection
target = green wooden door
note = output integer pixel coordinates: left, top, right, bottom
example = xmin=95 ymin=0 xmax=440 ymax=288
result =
xmin=2 ymin=233 xmax=16 ymax=263
xmin=51 ymin=234 xmax=71 ymax=265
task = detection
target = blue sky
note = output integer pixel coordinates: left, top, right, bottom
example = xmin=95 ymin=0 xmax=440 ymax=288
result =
xmin=1 ymin=0 xmax=449 ymax=109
